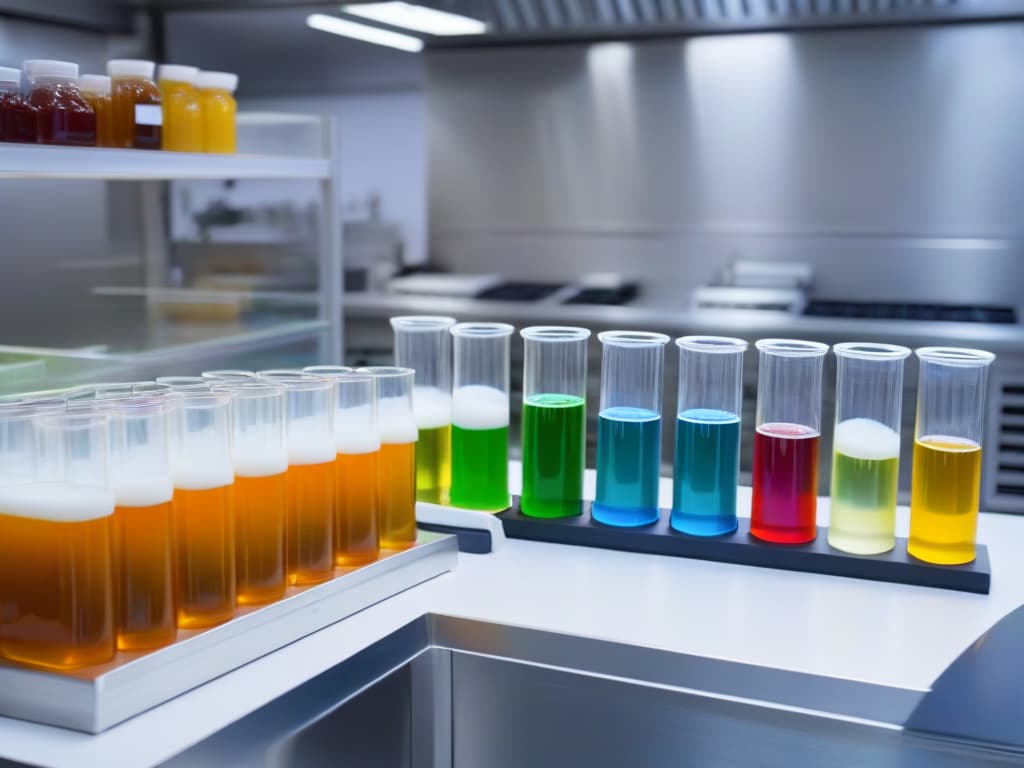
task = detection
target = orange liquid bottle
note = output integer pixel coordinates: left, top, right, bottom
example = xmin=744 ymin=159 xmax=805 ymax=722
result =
xmin=79 ymin=74 xmax=113 ymax=147
xmin=158 ymin=64 xmax=202 ymax=152
xmin=108 ymin=59 xmax=162 ymax=149
xmin=197 ymin=71 xmax=238 ymax=153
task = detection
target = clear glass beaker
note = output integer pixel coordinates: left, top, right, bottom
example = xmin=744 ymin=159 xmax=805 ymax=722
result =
xmin=592 ymin=331 xmax=669 ymax=527
xmin=108 ymin=393 xmax=177 ymax=650
xmin=390 ymin=316 xmax=456 ymax=505
xmin=257 ymin=370 xmax=336 ymax=585
xmin=750 ymin=339 xmax=829 ymax=544
xmin=213 ymin=382 xmax=288 ymax=605
xmin=908 ymin=347 xmax=995 ymax=565
xmin=450 ymin=322 xmax=514 ymax=512
xmin=671 ymin=336 xmax=747 ymax=537
xmin=828 ymin=343 xmax=911 ymax=555
xmin=169 ymin=390 xmax=235 ymax=628
xmin=519 ymin=326 xmax=591 ymax=519
xmin=0 ymin=411 xmax=116 ymax=669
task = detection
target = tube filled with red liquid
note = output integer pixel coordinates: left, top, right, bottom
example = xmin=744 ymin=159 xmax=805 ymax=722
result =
xmin=750 ymin=339 xmax=829 ymax=544
xmin=23 ymin=59 xmax=95 ymax=146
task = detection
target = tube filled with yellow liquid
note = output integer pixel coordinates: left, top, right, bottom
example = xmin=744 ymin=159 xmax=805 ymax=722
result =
xmin=390 ymin=316 xmax=455 ymax=504
xmin=908 ymin=347 xmax=994 ymax=565
xmin=827 ymin=343 xmax=910 ymax=555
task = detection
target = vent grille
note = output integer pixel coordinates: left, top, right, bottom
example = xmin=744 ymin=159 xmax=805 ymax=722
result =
xmin=429 ymin=0 xmax=963 ymax=34
xmin=986 ymin=377 xmax=1024 ymax=512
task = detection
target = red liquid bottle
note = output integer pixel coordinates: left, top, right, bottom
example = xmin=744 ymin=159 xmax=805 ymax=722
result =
xmin=0 ymin=67 xmax=38 ymax=143
xmin=751 ymin=423 xmax=820 ymax=543
xmin=24 ymin=60 xmax=95 ymax=146
xmin=749 ymin=339 xmax=828 ymax=545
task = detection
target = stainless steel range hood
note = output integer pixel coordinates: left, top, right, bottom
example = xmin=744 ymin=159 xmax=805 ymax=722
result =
xmin=340 ymin=0 xmax=1024 ymax=44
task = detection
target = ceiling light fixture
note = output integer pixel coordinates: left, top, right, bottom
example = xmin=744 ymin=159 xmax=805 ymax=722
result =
xmin=341 ymin=2 xmax=486 ymax=36
xmin=306 ymin=12 xmax=424 ymax=52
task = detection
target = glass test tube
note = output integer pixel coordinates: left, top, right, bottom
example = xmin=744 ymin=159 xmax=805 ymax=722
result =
xmin=257 ymin=370 xmax=336 ymax=585
xmin=750 ymin=339 xmax=829 ymax=544
xmin=390 ymin=316 xmax=456 ymax=505
xmin=828 ymin=343 xmax=911 ymax=555
xmin=671 ymin=336 xmax=748 ymax=537
xmin=519 ymin=327 xmax=591 ymax=519
xmin=108 ymin=393 xmax=177 ymax=650
xmin=170 ymin=390 xmax=236 ymax=628
xmin=305 ymin=367 xmax=381 ymax=566
xmin=449 ymin=323 xmax=515 ymax=512
xmin=592 ymin=331 xmax=669 ymax=527
xmin=214 ymin=382 xmax=288 ymax=605
xmin=908 ymin=347 xmax=995 ymax=565
xmin=0 ymin=411 xmax=116 ymax=669
xmin=358 ymin=367 xmax=417 ymax=550
xmin=156 ymin=376 xmax=210 ymax=392
xmin=202 ymin=369 xmax=255 ymax=381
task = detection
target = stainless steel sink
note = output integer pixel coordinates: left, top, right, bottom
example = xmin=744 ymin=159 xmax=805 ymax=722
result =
xmin=159 ymin=616 xmax=1023 ymax=767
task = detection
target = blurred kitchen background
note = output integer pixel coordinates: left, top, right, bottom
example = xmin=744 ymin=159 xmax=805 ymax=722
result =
xmin=1 ymin=0 xmax=1022 ymax=511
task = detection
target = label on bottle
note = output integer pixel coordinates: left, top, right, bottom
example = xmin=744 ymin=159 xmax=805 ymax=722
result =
xmin=135 ymin=104 xmax=163 ymax=127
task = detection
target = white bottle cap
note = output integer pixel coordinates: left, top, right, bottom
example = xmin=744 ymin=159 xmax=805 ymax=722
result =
xmin=107 ymin=59 xmax=155 ymax=79
xmin=22 ymin=59 xmax=78 ymax=82
xmin=157 ymin=64 xmax=199 ymax=84
xmin=0 ymin=66 xmax=19 ymax=84
xmin=196 ymin=71 xmax=238 ymax=93
xmin=79 ymin=74 xmax=111 ymax=95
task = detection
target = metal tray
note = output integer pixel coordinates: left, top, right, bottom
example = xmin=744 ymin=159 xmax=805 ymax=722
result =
xmin=0 ymin=531 xmax=458 ymax=734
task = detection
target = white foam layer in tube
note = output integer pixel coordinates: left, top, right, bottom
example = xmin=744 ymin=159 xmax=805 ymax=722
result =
xmin=333 ymin=404 xmax=381 ymax=454
xmin=379 ymin=397 xmax=418 ymax=445
xmin=287 ymin=421 xmax=336 ymax=465
xmin=113 ymin=471 xmax=174 ymax=507
xmin=172 ymin=464 xmax=234 ymax=491
xmin=0 ymin=481 xmax=115 ymax=523
xmin=452 ymin=385 xmax=509 ymax=430
xmin=234 ymin=447 xmax=289 ymax=478
xmin=834 ymin=417 xmax=900 ymax=461
xmin=412 ymin=386 xmax=451 ymax=430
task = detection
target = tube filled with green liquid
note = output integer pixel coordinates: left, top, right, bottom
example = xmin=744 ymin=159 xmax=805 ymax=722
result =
xmin=520 ymin=326 xmax=591 ymax=518
xmin=450 ymin=322 xmax=515 ymax=512
xmin=828 ymin=342 xmax=911 ymax=555
xmin=391 ymin=316 xmax=456 ymax=505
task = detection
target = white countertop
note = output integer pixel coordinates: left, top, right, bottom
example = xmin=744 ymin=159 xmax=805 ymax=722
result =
xmin=1 ymin=464 xmax=1021 ymax=768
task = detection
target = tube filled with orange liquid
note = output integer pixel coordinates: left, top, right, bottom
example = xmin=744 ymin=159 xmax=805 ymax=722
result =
xmin=305 ymin=366 xmax=383 ymax=566
xmin=78 ymin=74 xmax=113 ymax=147
xmin=257 ymin=370 xmax=336 ymax=586
xmin=0 ymin=407 xmax=117 ymax=670
xmin=908 ymin=347 xmax=996 ymax=565
xmin=170 ymin=390 xmax=236 ymax=628
xmin=358 ymin=367 xmax=417 ymax=550
xmin=215 ymin=383 xmax=288 ymax=605
xmin=108 ymin=393 xmax=177 ymax=650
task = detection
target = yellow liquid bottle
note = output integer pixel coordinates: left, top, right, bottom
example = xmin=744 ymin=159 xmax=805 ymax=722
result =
xmin=158 ymin=65 xmax=202 ymax=152
xmin=79 ymin=74 xmax=113 ymax=147
xmin=908 ymin=435 xmax=982 ymax=565
xmin=197 ymin=70 xmax=237 ymax=153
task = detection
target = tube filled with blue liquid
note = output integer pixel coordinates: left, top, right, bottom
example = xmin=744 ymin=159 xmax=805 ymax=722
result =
xmin=592 ymin=331 xmax=669 ymax=527
xmin=671 ymin=336 xmax=748 ymax=536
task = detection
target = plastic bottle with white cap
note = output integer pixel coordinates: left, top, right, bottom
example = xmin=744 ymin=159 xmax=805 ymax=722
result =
xmin=23 ymin=60 xmax=95 ymax=146
xmin=196 ymin=70 xmax=238 ymax=153
xmin=157 ymin=64 xmax=202 ymax=152
xmin=107 ymin=59 xmax=161 ymax=149
xmin=79 ymin=74 xmax=113 ymax=147
xmin=0 ymin=66 xmax=37 ymax=143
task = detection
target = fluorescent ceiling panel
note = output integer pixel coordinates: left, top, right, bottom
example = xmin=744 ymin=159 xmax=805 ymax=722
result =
xmin=306 ymin=13 xmax=425 ymax=51
xmin=341 ymin=2 xmax=487 ymax=35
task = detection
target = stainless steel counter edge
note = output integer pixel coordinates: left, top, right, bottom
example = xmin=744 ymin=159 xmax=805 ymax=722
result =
xmin=343 ymin=293 xmax=1024 ymax=351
